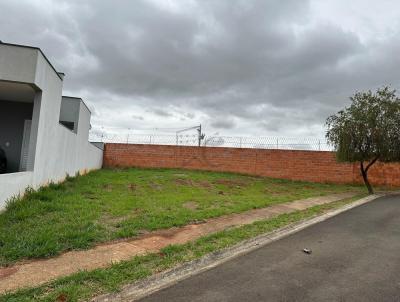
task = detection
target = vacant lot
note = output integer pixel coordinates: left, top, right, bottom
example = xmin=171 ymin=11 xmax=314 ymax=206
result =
xmin=0 ymin=168 xmax=362 ymax=265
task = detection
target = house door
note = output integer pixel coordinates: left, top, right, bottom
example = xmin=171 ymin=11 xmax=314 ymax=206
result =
xmin=19 ymin=120 xmax=32 ymax=172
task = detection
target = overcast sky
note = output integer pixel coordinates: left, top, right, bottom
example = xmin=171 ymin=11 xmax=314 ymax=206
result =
xmin=1 ymin=0 xmax=399 ymax=139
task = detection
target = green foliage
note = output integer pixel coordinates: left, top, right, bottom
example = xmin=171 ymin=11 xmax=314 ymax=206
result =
xmin=326 ymin=86 xmax=400 ymax=163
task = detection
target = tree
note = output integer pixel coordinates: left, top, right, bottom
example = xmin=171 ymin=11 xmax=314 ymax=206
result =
xmin=326 ymin=86 xmax=400 ymax=194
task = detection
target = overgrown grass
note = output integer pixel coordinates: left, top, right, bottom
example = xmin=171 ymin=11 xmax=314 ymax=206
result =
xmin=0 ymin=168 xmax=363 ymax=265
xmin=0 ymin=194 xmax=367 ymax=302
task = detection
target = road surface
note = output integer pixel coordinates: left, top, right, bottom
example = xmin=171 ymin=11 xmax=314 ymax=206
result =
xmin=140 ymin=195 xmax=400 ymax=302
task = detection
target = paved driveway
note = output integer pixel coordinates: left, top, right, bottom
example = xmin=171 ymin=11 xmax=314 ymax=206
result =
xmin=140 ymin=195 xmax=400 ymax=302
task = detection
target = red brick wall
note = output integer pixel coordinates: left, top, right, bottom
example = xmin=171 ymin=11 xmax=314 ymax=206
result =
xmin=103 ymin=143 xmax=400 ymax=187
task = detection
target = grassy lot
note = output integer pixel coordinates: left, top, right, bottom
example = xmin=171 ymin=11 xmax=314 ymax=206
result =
xmin=0 ymin=168 xmax=363 ymax=265
xmin=0 ymin=194 xmax=367 ymax=302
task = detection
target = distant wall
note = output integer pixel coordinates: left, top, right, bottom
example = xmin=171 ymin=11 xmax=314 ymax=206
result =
xmin=103 ymin=143 xmax=400 ymax=187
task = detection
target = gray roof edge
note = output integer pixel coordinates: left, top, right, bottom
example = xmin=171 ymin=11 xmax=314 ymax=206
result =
xmin=0 ymin=41 xmax=64 ymax=81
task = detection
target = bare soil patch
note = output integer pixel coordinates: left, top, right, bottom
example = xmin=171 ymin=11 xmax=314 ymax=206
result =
xmin=56 ymin=294 xmax=68 ymax=302
xmin=83 ymin=191 xmax=97 ymax=199
xmin=174 ymin=178 xmax=213 ymax=189
xmin=214 ymin=179 xmax=249 ymax=188
xmin=0 ymin=267 xmax=18 ymax=280
xmin=173 ymin=173 xmax=188 ymax=177
xmin=149 ymin=182 xmax=163 ymax=191
xmin=127 ymin=183 xmax=137 ymax=191
xmin=102 ymin=184 xmax=113 ymax=192
xmin=183 ymin=201 xmax=199 ymax=210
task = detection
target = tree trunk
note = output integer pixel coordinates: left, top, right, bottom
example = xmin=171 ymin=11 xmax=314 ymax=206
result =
xmin=360 ymin=161 xmax=374 ymax=194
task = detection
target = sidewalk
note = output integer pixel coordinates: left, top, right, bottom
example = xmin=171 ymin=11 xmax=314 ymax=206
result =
xmin=0 ymin=192 xmax=357 ymax=293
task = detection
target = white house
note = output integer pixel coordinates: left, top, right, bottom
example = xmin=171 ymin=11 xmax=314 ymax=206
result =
xmin=0 ymin=42 xmax=103 ymax=209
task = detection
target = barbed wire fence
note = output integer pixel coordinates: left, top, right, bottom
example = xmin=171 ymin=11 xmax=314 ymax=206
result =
xmin=90 ymin=128 xmax=332 ymax=151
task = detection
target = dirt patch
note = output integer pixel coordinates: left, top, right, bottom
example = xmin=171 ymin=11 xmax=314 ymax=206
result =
xmin=174 ymin=178 xmax=213 ymax=189
xmin=214 ymin=179 xmax=249 ymax=188
xmin=183 ymin=201 xmax=199 ymax=210
xmin=264 ymin=185 xmax=287 ymax=195
xmin=140 ymin=227 xmax=183 ymax=240
xmin=222 ymin=200 xmax=234 ymax=207
xmin=99 ymin=215 xmax=125 ymax=230
xmin=175 ymin=178 xmax=192 ymax=186
xmin=137 ymin=230 xmax=150 ymax=236
xmin=264 ymin=190 xmax=285 ymax=197
xmin=102 ymin=184 xmax=113 ymax=192
xmin=149 ymin=182 xmax=163 ymax=191
xmin=83 ymin=191 xmax=97 ymax=199
xmin=0 ymin=267 xmax=18 ymax=280
xmin=56 ymin=294 xmax=68 ymax=302
xmin=303 ymin=185 xmax=317 ymax=190
xmin=173 ymin=173 xmax=188 ymax=177
xmin=100 ymin=208 xmax=143 ymax=227
xmin=132 ymin=208 xmax=143 ymax=215
xmin=197 ymin=180 xmax=213 ymax=188
xmin=127 ymin=183 xmax=137 ymax=191
xmin=189 ymin=219 xmax=207 ymax=225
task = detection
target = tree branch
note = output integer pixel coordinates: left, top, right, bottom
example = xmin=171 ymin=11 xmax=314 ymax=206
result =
xmin=365 ymin=155 xmax=380 ymax=172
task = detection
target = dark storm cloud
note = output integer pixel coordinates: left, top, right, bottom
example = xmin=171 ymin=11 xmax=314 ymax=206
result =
xmin=1 ymin=0 xmax=399 ymax=136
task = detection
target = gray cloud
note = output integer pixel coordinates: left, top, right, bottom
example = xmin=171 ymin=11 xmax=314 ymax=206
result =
xmin=147 ymin=108 xmax=173 ymax=117
xmin=211 ymin=119 xmax=236 ymax=130
xmin=132 ymin=115 xmax=144 ymax=121
xmin=1 ymin=0 xmax=400 ymax=138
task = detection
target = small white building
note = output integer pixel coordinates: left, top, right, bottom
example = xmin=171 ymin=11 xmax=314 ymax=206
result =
xmin=0 ymin=42 xmax=103 ymax=209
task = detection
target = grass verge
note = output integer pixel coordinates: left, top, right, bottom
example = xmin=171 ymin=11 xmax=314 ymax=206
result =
xmin=0 ymin=168 xmax=363 ymax=266
xmin=0 ymin=194 xmax=367 ymax=302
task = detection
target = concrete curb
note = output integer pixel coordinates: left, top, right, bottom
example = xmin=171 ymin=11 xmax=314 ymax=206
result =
xmin=93 ymin=193 xmax=384 ymax=302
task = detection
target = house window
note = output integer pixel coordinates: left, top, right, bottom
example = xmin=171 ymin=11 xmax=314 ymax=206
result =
xmin=59 ymin=97 xmax=80 ymax=134
xmin=59 ymin=121 xmax=75 ymax=131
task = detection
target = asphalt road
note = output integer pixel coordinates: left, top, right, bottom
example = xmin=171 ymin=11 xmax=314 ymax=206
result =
xmin=139 ymin=195 xmax=400 ymax=302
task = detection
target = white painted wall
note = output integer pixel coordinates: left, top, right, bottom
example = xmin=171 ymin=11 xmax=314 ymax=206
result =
xmin=0 ymin=172 xmax=33 ymax=206
xmin=0 ymin=43 xmax=103 ymax=209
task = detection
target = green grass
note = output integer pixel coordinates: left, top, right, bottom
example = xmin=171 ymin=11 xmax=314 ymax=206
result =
xmin=0 ymin=168 xmax=363 ymax=265
xmin=0 ymin=194 xmax=367 ymax=302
